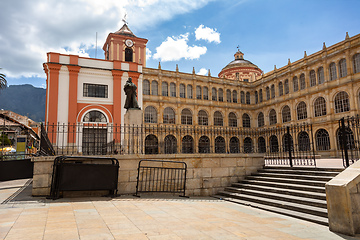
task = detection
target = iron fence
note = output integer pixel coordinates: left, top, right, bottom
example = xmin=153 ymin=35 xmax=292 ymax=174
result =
xmin=135 ymin=159 xmax=187 ymax=197
xmin=41 ymin=122 xmax=315 ymax=161
xmin=339 ymin=115 xmax=360 ymax=167
xmin=264 ymin=123 xmax=316 ymax=167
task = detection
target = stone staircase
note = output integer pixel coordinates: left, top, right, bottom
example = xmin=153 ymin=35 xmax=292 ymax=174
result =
xmin=215 ymin=167 xmax=343 ymax=226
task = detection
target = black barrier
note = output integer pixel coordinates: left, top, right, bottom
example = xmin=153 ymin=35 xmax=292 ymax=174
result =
xmin=0 ymin=158 xmax=33 ymax=181
xmin=49 ymin=156 xmax=119 ymax=199
xmin=135 ymin=159 xmax=187 ymax=197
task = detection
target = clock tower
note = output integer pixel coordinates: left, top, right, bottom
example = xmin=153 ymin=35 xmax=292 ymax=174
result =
xmin=102 ymin=24 xmax=148 ymax=66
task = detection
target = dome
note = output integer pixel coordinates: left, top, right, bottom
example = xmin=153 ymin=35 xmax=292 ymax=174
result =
xmin=218 ymin=50 xmax=262 ymax=81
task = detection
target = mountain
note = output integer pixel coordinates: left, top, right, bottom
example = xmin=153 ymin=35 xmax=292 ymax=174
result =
xmin=0 ymin=84 xmax=46 ymax=122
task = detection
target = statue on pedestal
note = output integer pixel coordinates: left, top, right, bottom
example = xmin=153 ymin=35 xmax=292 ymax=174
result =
xmin=124 ymin=77 xmax=140 ymax=110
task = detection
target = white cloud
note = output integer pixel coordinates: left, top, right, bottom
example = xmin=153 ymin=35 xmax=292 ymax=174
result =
xmin=0 ymin=0 xmax=215 ymax=78
xmin=195 ymin=24 xmax=221 ymax=44
xmin=197 ymin=68 xmax=208 ymax=75
xmin=146 ymin=48 xmax=152 ymax=60
xmin=153 ymin=33 xmax=207 ymax=61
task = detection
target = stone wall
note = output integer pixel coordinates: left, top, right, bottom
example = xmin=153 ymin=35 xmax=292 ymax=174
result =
xmin=32 ymin=153 xmax=264 ymax=197
xmin=326 ymin=160 xmax=360 ymax=236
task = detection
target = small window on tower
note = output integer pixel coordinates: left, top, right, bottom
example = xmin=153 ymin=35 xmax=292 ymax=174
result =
xmin=125 ymin=48 xmax=133 ymax=62
xmin=83 ymin=83 xmax=108 ymax=98
xmin=243 ymin=79 xmax=249 ymax=82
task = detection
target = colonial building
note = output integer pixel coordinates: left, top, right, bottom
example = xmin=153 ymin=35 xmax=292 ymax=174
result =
xmin=44 ymin=25 xmax=360 ymax=157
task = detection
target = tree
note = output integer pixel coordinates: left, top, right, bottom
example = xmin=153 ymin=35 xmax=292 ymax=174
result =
xmin=0 ymin=68 xmax=7 ymax=90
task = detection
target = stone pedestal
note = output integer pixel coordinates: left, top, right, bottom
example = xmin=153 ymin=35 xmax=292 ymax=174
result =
xmin=124 ymin=109 xmax=143 ymax=126
xmin=124 ymin=109 xmax=143 ymax=154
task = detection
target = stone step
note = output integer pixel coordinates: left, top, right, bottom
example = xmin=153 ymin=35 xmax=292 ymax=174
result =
xmin=213 ymin=195 xmax=329 ymax=226
xmin=246 ymin=176 xmax=327 ymax=187
xmin=217 ymin=191 xmax=328 ymax=218
xmin=254 ymin=172 xmax=333 ymax=182
xmin=223 ymin=187 xmax=327 ymax=208
xmin=231 ymin=183 xmax=326 ymax=200
xmin=236 ymin=180 xmax=326 ymax=193
xmin=263 ymin=166 xmax=343 ymax=172
xmin=259 ymin=168 xmax=342 ymax=177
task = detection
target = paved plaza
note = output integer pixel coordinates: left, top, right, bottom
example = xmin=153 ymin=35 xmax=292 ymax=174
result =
xmin=0 ymin=178 xmax=359 ymax=240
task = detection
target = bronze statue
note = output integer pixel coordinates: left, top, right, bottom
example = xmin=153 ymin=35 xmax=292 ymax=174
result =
xmin=124 ymin=77 xmax=140 ymax=110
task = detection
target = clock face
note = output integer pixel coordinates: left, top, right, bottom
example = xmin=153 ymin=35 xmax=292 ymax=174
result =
xmin=125 ymin=39 xmax=133 ymax=47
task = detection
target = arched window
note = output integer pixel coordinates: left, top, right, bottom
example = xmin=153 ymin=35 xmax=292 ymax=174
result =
xmin=83 ymin=110 xmax=107 ymax=122
xmin=164 ymin=135 xmax=177 ymax=154
xmin=258 ymin=112 xmax=264 ymax=127
xmin=229 ymin=137 xmax=240 ymax=153
xmin=259 ymin=89 xmax=263 ymax=102
xmin=336 ymin=127 xmax=355 ymax=150
xmin=282 ymin=133 xmax=293 ymax=152
xmin=233 ymin=90 xmax=238 ymax=103
xmin=246 ymin=92 xmax=251 ymax=104
xmin=151 ymin=81 xmax=158 ymax=95
xmin=145 ymin=135 xmax=158 ymax=154
xmin=297 ymin=101 xmax=307 ymax=120
xmin=215 ymin=136 xmax=226 ymax=153
xmin=339 ymin=59 xmax=347 ymax=78
xmin=182 ymin=135 xmax=194 ymax=154
xmin=316 ymin=129 xmax=330 ymax=151
xmin=310 ymin=70 xmax=316 ymax=87
xmin=354 ymin=53 xmax=360 ymax=73
xmin=258 ymin=137 xmax=266 ymax=153
xmin=226 ymin=89 xmax=231 ymax=102
xmin=243 ymin=137 xmax=253 ymax=153
xmin=242 ymin=113 xmax=251 ymax=128
xmin=212 ymin=88 xmax=217 ymax=101
xmin=279 ymin=82 xmax=283 ymax=96
xmin=198 ymin=136 xmax=210 ymax=153
xmin=218 ymin=88 xmax=224 ymax=101
xmin=314 ymin=97 xmax=327 ymax=117
xmin=240 ymin=91 xmax=245 ymax=104
xmin=300 ymin=73 xmax=306 ymax=90
xmin=203 ymin=87 xmax=208 ymax=100
xmin=255 ymin=91 xmax=258 ymax=104
xmin=298 ymin=132 xmax=311 ymax=151
xmin=198 ymin=110 xmax=208 ymax=126
xmin=270 ymin=85 xmax=275 ymax=99
xmin=282 ymin=105 xmax=291 ymax=123
xmin=170 ymin=83 xmax=176 ymax=97
xmin=329 ymin=62 xmax=337 ymax=81
xmin=214 ymin=111 xmax=223 ymax=126
xmin=125 ymin=48 xmax=133 ymax=62
xmin=187 ymin=85 xmax=193 ymax=99
xmin=284 ymin=79 xmax=289 ymax=94
xmin=269 ymin=135 xmax=279 ymax=152
xmin=143 ymin=80 xmax=150 ymax=95
xmin=318 ymin=67 xmax=325 ymax=84
xmin=179 ymin=84 xmax=185 ymax=98
xmin=162 ymin=82 xmax=168 ymax=96
xmin=144 ymin=106 xmax=157 ymax=123
xmin=293 ymin=76 xmax=299 ymax=92
xmin=163 ymin=107 xmax=175 ymax=124
xmin=266 ymin=87 xmax=270 ymax=100
xmin=181 ymin=108 xmax=192 ymax=125
xmin=228 ymin=112 xmax=237 ymax=127
xmin=334 ymin=91 xmax=350 ymax=113
xmin=196 ymin=86 xmax=202 ymax=99
xmin=269 ymin=109 xmax=277 ymax=125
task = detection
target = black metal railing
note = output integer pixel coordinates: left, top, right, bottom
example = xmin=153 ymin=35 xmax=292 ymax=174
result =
xmin=41 ymin=122 xmax=316 ymax=162
xmin=264 ymin=123 xmax=316 ymax=167
xmin=134 ymin=159 xmax=187 ymax=197
xmin=339 ymin=115 xmax=360 ymax=167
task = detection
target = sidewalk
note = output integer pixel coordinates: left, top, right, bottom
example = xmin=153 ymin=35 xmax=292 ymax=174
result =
xmin=1 ymin=179 xmax=359 ymax=240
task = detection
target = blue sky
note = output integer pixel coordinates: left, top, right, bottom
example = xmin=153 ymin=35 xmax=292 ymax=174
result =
xmin=1 ymin=0 xmax=359 ymax=88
